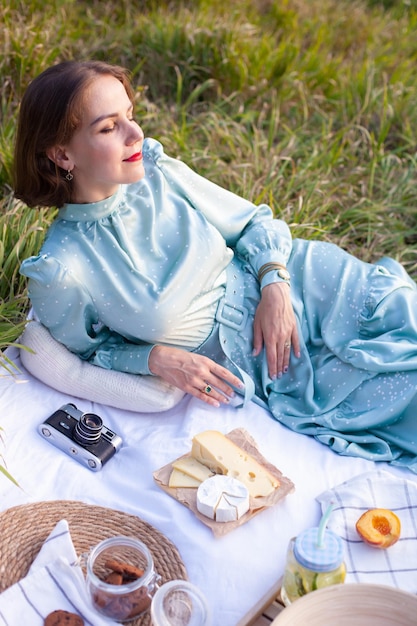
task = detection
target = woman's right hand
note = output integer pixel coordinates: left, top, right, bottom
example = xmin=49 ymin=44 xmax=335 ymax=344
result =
xmin=148 ymin=345 xmax=243 ymax=407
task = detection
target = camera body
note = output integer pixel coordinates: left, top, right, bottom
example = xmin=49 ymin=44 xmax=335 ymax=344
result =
xmin=38 ymin=403 xmax=122 ymax=471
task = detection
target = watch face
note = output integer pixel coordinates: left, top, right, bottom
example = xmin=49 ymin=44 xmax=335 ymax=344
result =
xmin=277 ymin=268 xmax=291 ymax=281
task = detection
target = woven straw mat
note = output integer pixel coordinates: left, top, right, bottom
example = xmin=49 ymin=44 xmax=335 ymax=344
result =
xmin=0 ymin=500 xmax=187 ymax=625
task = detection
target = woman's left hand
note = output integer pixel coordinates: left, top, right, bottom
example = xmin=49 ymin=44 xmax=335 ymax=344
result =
xmin=253 ymin=282 xmax=300 ymax=379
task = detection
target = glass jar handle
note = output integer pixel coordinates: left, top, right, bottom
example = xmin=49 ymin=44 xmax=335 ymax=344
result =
xmin=147 ymin=571 xmax=162 ymax=598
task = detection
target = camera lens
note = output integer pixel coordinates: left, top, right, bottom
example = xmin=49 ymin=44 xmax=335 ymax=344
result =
xmin=74 ymin=412 xmax=102 ymax=446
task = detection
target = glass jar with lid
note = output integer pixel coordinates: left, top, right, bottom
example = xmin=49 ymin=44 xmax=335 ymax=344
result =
xmin=280 ymin=526 xmax=346 ymax=606
xmin=86 ymin=535 xmax=161 ymax=622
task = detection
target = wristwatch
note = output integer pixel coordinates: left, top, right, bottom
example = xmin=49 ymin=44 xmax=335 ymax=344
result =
xmin=276 ymin=266 xmax=291 ymax=283
xmin=258 ymin=262 xmax=291 ymax=285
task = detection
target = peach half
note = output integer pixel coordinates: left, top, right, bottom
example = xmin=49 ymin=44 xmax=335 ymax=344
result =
xmin=356 ymin=508 xmax=401 ymax=549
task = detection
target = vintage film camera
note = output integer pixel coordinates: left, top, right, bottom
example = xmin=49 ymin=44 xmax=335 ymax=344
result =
xmin=38 ymin=403 xmax=122 ymax=471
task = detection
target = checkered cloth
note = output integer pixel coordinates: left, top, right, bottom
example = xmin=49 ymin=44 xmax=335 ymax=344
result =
xmin=317 ymin=470 xmax=417 ymax=593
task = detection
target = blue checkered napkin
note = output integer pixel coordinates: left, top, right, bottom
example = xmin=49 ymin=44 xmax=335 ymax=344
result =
xmin=316 ymin=470 xmax=417 ymax=593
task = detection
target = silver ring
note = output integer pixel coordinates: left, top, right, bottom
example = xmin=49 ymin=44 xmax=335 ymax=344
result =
xmin=203 ymin=384 xmax=212 ymax=394
xmin=284 ymin=342 xmax=291 ymax=349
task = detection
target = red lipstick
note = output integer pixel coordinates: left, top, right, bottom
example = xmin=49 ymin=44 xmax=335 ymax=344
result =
xmin=124 ymin=152 xmax=142 ymax=162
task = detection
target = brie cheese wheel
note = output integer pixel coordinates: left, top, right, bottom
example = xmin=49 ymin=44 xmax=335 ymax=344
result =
xmin=196 ymin=475 xmax=250 ymax=523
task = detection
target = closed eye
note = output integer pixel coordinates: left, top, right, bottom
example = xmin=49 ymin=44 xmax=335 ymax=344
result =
xmin=100 ymin=117 xmax=137 ymax=133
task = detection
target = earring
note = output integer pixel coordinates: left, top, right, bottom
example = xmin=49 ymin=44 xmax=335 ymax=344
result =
xmin=66 ymin=170 xmax=73 ymax=181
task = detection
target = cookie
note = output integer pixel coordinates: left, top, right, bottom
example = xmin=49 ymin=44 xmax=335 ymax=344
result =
xmin=104 ymin=571 xmax=123 ymax=585
xmin=44 ymin=610 xmax=84 ymax=626
xmin=104 ymin=558 xmax=144 ymax=580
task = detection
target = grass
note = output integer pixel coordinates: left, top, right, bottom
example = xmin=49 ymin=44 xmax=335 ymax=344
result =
xmin=1 ymin=0 xmax=417 ymax=352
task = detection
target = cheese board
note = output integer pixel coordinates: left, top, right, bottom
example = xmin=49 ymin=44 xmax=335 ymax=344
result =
xmin=153 ymin=428 xmax=295 ymax=537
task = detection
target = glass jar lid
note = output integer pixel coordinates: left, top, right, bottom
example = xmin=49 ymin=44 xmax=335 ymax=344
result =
xmin=151 ymin=580 xmax=210 ymax=626
xmin=294 ymin=527 xmax=344 ymax=572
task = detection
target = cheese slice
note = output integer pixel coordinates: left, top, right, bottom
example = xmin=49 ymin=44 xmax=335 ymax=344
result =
xmin=191 ymin=430 xmax=279 ymax=498
xmin=172 ymin=456 xmax=215 ymax=482
xmin=196 ymin=475 xmax=250 ymax=522
xmin=168 ymin=468 xmax=202 ymax=488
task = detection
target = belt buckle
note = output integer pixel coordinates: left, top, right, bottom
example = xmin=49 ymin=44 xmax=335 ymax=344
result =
xmin=215 ymin=299 xmax=248 ymax=331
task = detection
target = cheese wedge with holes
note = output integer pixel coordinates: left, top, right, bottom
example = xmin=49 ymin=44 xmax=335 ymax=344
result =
xmin=172 ymin=456 xmax=215 ymax=482
xmin=197 ymin=475 xmax=250 ymax=522
xmin=191 ymin=430 xmax=279 ymax=497
xmin=168 ymin=468 xmax=202 ymax=488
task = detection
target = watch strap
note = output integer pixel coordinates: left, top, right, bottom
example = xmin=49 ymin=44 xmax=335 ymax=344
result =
xmin=258 ymin=262 xmax=290 ymax=284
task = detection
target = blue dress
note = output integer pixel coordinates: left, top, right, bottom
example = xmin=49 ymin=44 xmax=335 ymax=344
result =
xmin=20 ymin=139 xmax=417 ymax=471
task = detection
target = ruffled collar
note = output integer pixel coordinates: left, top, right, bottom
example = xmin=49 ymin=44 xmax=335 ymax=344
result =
xmin=58 ymin=185 xmax=126 ymax=222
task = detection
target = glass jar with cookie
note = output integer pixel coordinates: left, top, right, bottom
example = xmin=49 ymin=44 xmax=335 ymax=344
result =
xmin=86 ymin=536 xmax=161 ymax=622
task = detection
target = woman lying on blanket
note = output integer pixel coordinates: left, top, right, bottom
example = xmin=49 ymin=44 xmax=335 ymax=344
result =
xmin=14 ymin=60 xmax=417 ymax=469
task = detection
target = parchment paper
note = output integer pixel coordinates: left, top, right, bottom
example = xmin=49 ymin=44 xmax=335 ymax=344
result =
xmin=153 ymin=428 xmax=295 ymax=537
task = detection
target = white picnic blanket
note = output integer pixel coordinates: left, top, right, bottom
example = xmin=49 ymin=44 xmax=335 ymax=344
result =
xmin=1 ymin=345 xmax=416 ymax=625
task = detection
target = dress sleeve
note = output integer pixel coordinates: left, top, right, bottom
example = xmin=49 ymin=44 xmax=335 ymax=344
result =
xmin=149 ymin=138 xmax=293 ymax=285
xmin=20 ymin=254 xmax=155 ymax=375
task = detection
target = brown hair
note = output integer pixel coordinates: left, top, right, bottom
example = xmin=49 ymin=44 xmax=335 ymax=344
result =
xmin=13 ymin=60 xmax=135 ymax=208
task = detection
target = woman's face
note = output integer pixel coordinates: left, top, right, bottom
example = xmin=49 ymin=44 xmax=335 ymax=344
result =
xmin=62 ymin=74 xmax=145 ymax=203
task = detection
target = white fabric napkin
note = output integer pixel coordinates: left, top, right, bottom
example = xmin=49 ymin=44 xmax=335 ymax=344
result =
xmin=317 ymin=470 xmax=417 ymax=593
xmin=0 ymin=519 xmax=117 ymax=625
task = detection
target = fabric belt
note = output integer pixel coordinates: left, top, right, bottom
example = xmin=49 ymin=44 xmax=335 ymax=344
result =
xmin=215 ymin=300 xmax=248 ymax=331
xmin=214 ymin=258 xmax=256 ymax=408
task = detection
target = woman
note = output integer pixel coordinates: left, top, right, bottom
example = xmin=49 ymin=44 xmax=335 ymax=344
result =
xmin=15 ymin=61 xmax=417 ymax=470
